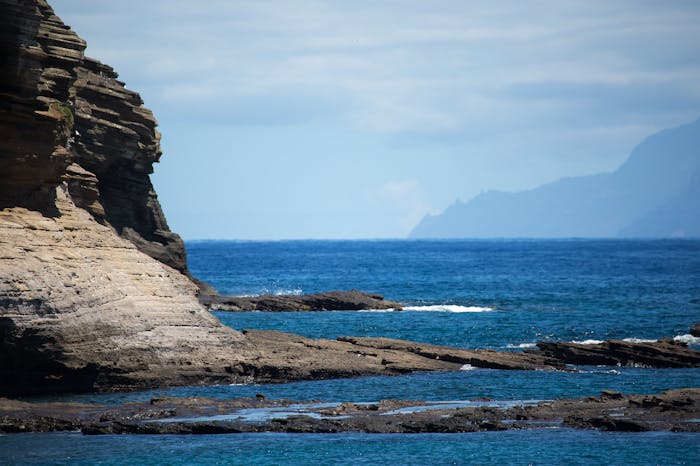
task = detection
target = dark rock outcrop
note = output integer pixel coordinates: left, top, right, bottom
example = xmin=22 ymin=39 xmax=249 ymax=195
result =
xmin=691 ymin=323 xmax=700 ymax=338
xmin=202 ymin=290 xmax=402 ymax=312
xmin=337 ymin=336 xmax=564 ymax=370
xmin=2 ymin=389 xmax=698 ymax=435
xmin=240 ymin=330 xmax=464 ymax=381
xmin=535 ymin=338 xmax=700 ymax=368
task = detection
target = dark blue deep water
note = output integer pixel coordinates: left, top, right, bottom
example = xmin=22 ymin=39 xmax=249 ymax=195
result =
xmin=4 ymin=240 xmax=700 ymax=465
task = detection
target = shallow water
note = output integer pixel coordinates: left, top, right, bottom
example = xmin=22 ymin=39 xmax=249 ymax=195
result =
xmin=33 ymin=366 xmax=700 ymax=406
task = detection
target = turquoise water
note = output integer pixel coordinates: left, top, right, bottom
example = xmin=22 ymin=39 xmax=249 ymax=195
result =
xmin=5 ymin=240 xmax=700 ymax=464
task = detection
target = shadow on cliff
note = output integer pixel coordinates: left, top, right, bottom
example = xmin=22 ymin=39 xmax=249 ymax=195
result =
xmin=0 ymin=317 xmax=100 ymax=396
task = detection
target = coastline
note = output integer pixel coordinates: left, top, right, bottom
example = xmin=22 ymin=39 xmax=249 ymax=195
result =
xmin=2 ymin=388 xmax=699 ymax=435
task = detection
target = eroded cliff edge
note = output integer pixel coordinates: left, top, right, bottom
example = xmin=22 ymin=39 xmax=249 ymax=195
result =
xmin=0 ymin=0 xmax=245 ymax=394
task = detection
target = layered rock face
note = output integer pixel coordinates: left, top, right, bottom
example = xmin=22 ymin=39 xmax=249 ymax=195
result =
xmin=0 ymin=0 xmax=244 ymax=394
xmin=0 ymin=189 xmax=247 ymax=394
xmin=0 ymin=0 xmax=186 ymax=272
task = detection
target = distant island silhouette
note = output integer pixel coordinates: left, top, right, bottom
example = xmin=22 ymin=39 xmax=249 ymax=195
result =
xmin=410 ymin=118 xmax=700 ymax=238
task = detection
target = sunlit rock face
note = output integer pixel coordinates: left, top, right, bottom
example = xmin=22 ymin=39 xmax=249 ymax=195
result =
xmin=0 ymin=0 xmax=246 ymax=395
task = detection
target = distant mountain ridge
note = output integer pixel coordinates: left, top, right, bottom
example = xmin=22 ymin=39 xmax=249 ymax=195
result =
xmin=410 ymin=118 xmax=700 ymax=238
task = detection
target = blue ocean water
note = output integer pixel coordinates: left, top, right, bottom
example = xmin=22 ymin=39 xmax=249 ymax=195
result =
xmin=2 ymin=430 xmax=699 ymax=465
xmin=5 ymin=239 xmax=700 ymax=465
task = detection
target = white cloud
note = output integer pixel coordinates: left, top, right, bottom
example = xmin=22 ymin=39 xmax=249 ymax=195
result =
xmin=53 ymin=0 xmax=700 ymax=135
xmin=49 ymin=0 xmax=700 ymax=238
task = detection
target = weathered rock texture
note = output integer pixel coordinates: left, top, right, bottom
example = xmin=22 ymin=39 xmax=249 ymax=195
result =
xmin=2 ymin=388 xmax=699 ymax=434
xmin=0 ymin=0 xmax=186 ymax=272
xmin=536 ymin=338 xmax=700 ymax=368
xmin=0 ymin=0 xmax=243 ymax=395
xmin=337 ymin=336 xmax=564 ymax=371
xmin=0 ymin=184 xmax=248 ymax=394
xmin=202 ymin=290 xmax=402 ymax=312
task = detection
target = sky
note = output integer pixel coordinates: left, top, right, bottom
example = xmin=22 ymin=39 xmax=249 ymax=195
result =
xmin=50 ymin=0 xmax=700 ymax=239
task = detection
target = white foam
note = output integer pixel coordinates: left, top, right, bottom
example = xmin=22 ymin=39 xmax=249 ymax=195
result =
xmin=403 ymin=305 xmax=494 ymax=313
xmin=674 ymin=334 xmax=700 ymax=345
xmin=358 ymin=309 xmax=396 ymax=313
xmin=581 ymin=368 xmax=621 ymax=375
xmin=505 ymin=343 xmax=537 ymax=349
xmin=234 ymin=288 xmax=304 ymax=298
xmin=273 ymin=288 xmax=303 ymax=296
xmin=460 ymin=364 xmax=477 ymax=371
xmin=570 ymin=337 xmax=664 ymax=345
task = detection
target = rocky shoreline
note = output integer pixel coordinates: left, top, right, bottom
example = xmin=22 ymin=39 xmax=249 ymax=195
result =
xmin=1 ymin=388 xmax=698 ymax=434
xmin=200 ymin=290 xmax=402 ymax=312
xmin=228 ymin=326 xmax=700 ymax=386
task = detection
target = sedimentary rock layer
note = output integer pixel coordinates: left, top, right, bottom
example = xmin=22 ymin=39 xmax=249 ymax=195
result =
xmin=0 ymin=0 xmax=187 ymax=272
xmin=0 ymin=187 xmax=246 ymax=394
xmin=0 ymin=0 xmax=236 ymax=395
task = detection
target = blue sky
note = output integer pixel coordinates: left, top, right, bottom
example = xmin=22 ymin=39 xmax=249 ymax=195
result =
xmin=50 ymin=0 xmax=700 ymax=239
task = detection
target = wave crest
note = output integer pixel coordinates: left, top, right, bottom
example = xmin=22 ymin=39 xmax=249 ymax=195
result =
xmin=403 ymin=305 xmax=494 ymax=313
xmin=674 ymin=334 xmax=700 ymax=345
xmin=622 ymin=338 xmax=657 ymax=343
xmin=505 ymin=343 xmax=537 ymax=349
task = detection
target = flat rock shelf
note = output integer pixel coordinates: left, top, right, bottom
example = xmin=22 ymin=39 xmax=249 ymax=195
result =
xmin=2 ymin=389 xmax=698 ymax=434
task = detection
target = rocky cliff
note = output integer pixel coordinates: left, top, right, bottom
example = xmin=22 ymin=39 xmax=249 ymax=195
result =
xmin=0 ymin=0 xmax=245 ymax=394
xmin=1 ymin=0 xmax=187 ymax=272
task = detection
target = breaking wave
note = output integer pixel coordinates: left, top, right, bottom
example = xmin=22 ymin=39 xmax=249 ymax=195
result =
xmin=674 ymin=334 xmax=700 ymax=345
xmin=402 ymin=305 xmax=494 ymax=313
xmin=505 ymin=343 xmax=537 ymax=349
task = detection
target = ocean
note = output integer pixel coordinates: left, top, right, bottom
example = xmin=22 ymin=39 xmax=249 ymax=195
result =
xmin=3 ymin=239 xmax=700 ymax=465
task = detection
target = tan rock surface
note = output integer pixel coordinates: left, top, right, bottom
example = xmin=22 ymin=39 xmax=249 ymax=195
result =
xmin=0 ymin=186 xmax=247 ymax=394
xmin=0 ymin=0 xmax=252 ymax=395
